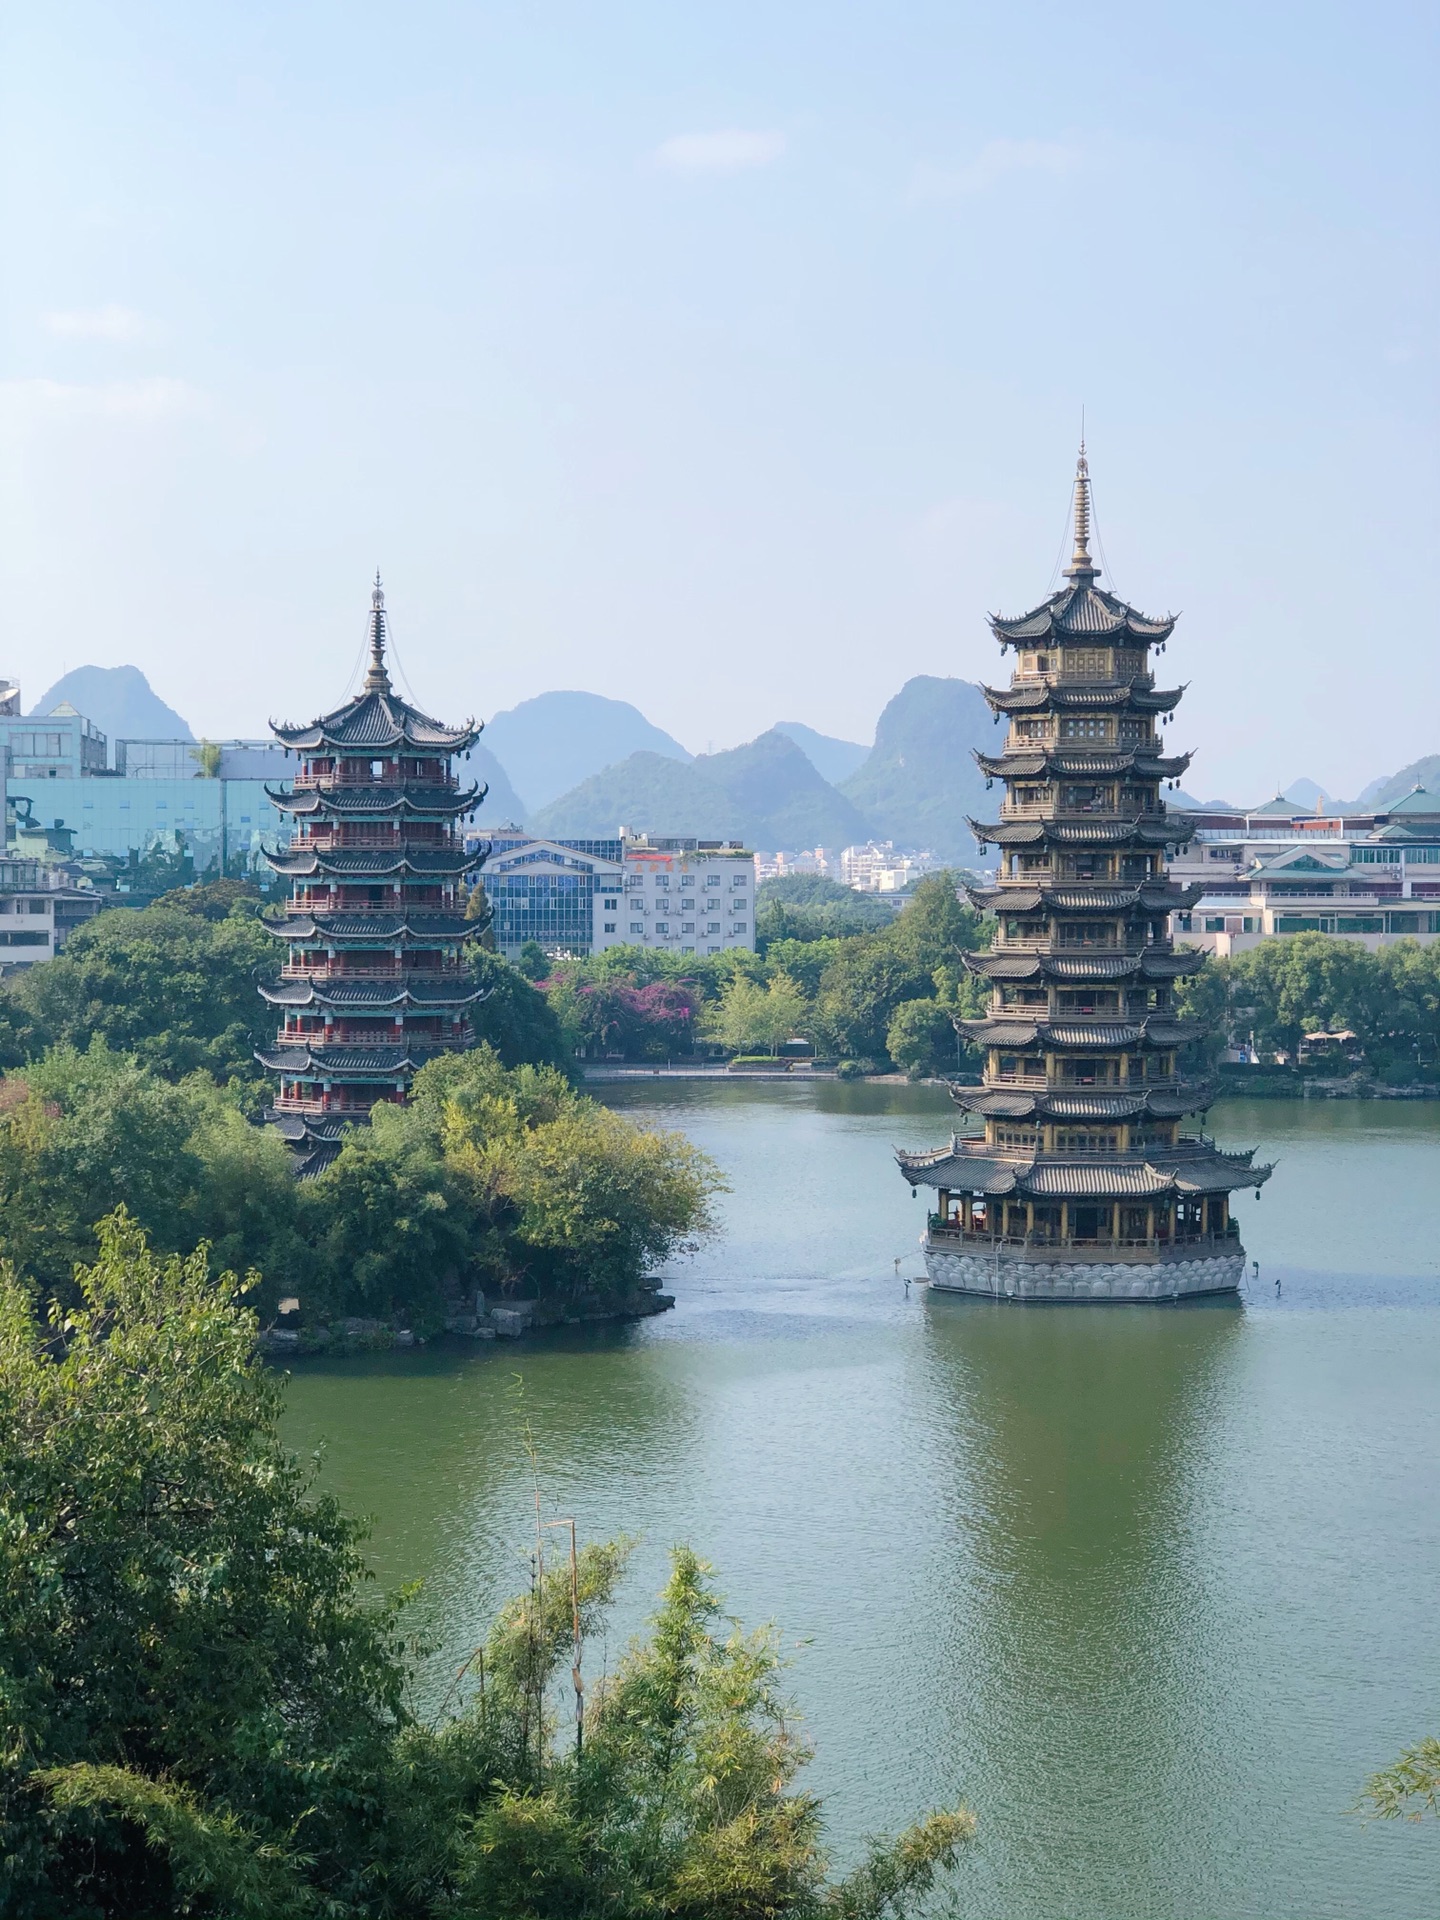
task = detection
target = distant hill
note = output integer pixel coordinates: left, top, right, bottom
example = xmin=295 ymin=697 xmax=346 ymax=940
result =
xmin=698 ymin=731 xmax=871 ymax=849
xmin=772 ymin=721 xmax=869 ymax=785
xmin=30 ymin=665 xmax=192 ymax=757
xmin=484 ymin=692 xmax=691 ymax=814
xmin=534 ymin=729 xmax=872 ymax=850
xmin=1352 ymin=755 xmax=1440 ymax=811
xmin=532 ymin=751 xmax=735 ymax=840
xmin=467 ymin=741 xmax=529 ymax=827
xmin=839 ymin=676 xmax=995 ymax=861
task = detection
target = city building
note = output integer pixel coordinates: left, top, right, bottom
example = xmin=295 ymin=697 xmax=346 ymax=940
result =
xmin=611 ymin=836 xmax=755 ymax=956
xmin=896 ymin=447 xmax=1271 ymax=1303
xmin=481 ymin=828 xmax=624 ymax=959
xmin=1169 ymin=789 xmax=1440 ymax=952
xmin=755 ymin=846 xmax=833 ymax=883
xmin=4 ymin=773 xmax=285 ymax=880
xmin=839 ymin=841 xmax=937 ymax=892
xmin=257 ymin=579 xmax=489 ymax=1172
xmin=0 ymin=696 xmax=107 ymax=779
xmin=476 ymin=829 xmax=755 ymax=959
xmin=0 ymin=855 xmax=103 ymax=974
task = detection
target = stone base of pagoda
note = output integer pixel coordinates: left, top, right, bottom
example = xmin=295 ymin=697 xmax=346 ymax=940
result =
xmin=922 ymin=1236 xmax=1243 ymax=1304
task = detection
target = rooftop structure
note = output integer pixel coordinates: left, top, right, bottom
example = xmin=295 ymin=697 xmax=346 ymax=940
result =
xmin=897 ymin=448 xmax=1271 ymax=1302
xmin=257 ymin=579 xmax=490 ymax=1172
xmin=1170 ymin=788 xmax=1440 ymax=952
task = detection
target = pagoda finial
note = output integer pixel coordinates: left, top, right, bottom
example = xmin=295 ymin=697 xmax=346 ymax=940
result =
xmin=1064 ymin=437 xmax=1099 ymax=582
xmin=364 ymin=572 xmax=391 ymax=693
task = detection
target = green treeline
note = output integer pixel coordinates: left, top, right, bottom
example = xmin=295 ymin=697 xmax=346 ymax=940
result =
xmin=1176 ymin=931 xmax=1440 ymax=1081
xmin=0 ymin=1216 xmax=972 ymax=1918
xmin=540 ymin=872 xmax=994 ymax=1073
xmin=0 ymin=883 xmax=717 ymax=1328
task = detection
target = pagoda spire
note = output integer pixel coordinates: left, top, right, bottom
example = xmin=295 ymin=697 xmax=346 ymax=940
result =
xmin=1064 ymin=441 xmax=1099 ymax=582
xmin=363 ymin=572 xmax=391 ymax=693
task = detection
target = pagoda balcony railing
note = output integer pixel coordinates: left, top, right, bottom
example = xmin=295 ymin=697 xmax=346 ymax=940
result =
xmin=292 ymin=832 xmax=405 ymax=851
xmin=277 ymin=1023 xmax=472 ymax=1048
xmin=272 ymin=1092 xmax=405 ymax=1117
xmin=289 ymin=771 xmax=461 ymax=792
xmin=984 ymin=1070 xmax=1186 ymax=1090
xmin=279 ymin=960 xmax=456 ymax=980
xmin=926 ymin=1220 xmax=1238 ymax=1253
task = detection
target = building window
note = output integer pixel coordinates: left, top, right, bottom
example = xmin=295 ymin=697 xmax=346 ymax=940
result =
xmin=682 ymin=921 xmax=694 ymax=932
xmin=706 ymin=876 xmax=720 ymax=888
xmin=680 ymin=875 xmax=695 ymax=888
xmin=603 ymin=897 xmax=618 ymax=908
xmin=603 ymin=922 xmax=616 ymax=933
xmin=629 ymin=921 xmax=644 ymax=934
xmin=656 ymin=921 xmax=669 ymax=933
xmin=706 ymin=921 xmax=719 ymax=933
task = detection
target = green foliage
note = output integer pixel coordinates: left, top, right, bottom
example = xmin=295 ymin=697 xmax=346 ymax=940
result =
xmin=0 ymin=1042 xmax=301 ymax=1306
xmin=517 ymin=937 xmax=550 ymax=980
xmin=2 ymin=1218 xmax=973 ymax=1918
xmin=705 ymin=971 xmax=810 ymax=1056
xmin=0 ymin=1214 xmax=406 ymax=1917
xmin=757 ymin=876 xmax=896 ymax=947
xmin=1175 ymin=933 xmax=1440 ymax=1079
xmin=5 ymin=896 xmax=275 ymax=1084
xmin=469 ymin=948 xmax=574 ymax=1072
xmin=885 ymin=998 xmax=958 ymax=1079
xmin=1360 ymin=1737 xmax=1440 ymax=1822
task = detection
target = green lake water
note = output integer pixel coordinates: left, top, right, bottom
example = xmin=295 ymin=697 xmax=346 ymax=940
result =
xmin=281 ymin=1086 xmax=1440 ymax=1919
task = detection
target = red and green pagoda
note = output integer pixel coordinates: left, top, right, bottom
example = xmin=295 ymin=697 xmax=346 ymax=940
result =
xmin=259 ymin=579 xmax=489 ymax=1172
xmin=898 ymin=451 xmax=1271 ymax=1301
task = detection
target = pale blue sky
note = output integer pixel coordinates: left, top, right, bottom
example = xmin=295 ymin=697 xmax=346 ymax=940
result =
xmin=2 ymin=0 xmax=1435 ymax=800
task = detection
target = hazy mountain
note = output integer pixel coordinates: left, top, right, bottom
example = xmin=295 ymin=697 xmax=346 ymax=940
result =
xmin=839 ymin=676 xmax=996 ymax=860
xmin=1352 ymin=755 xmax=1440 ymax=811
xmin=1282 ymin=777 xmax=1334 ymax=811
xmin=483 ymin=692 xmax=691 ymax=813
xmin=31 ymin=665 xmax=192 ymax=756
xmin=698 ymin=731 xmax=871 ymax=849
xmin=534 ymin=729 xmax=871 ymax=849
xmin=532 ymin=751 xmax=736 ymax=840
xmin=467 ymin=741 xmax=529 ymax=827
xmin=772 ymin=720 xmax=869 ymax=785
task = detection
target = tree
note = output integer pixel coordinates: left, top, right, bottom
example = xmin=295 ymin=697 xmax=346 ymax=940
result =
xmin=189 ymin=739 xmax=224 ymax=778
xmin=469 ymin=949 xmax=574 ymax=1073
xmin=705 ymin=971 xmax=809 ymax=1056
xmin=517 ymin=938 xmax=550 ymax=981
xmin=1 ymin=1213 xmax=973 ymax=1917
xmin=1361 ymin=1738 xmax=1440 ymax=1822
xmin=885 ymin=998 xmax=959 ymax=1079
xmin=10 ymin=899 xmax=275 ymax=1083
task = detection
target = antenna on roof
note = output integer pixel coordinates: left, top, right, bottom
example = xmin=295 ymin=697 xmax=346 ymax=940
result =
xmin=363 ymin=572 xmax=391 ymax=693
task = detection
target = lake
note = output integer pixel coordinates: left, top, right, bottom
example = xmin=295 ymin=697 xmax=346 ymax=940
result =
xmin=281 ymin=1084 xmax=1440 ymax=1920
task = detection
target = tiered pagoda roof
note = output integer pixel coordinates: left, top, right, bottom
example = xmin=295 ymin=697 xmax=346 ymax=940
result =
xmin=897 ymin=447 xmax=1270 ymax=1290
xmin=257 ymin=577 xmax=490 ymax=1170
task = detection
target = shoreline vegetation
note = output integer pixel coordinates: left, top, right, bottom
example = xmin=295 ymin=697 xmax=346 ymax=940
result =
xmin=0 ymin=1215 xmax=973 ymax=1917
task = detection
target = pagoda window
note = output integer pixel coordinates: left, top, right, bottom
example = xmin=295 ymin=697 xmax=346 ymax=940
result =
xmin=1059 ymin=717 xmax=1109 ymax=741
xmin=1014 ymin=719 xmax=1049 ymax=742
xmin=1061 ymin=783 xmax=1111 ymax=811
xmin=1053 ymin=1129 xmax=1120 ymax=1153
xmin=1061 ymin=853 xmax=1112 ymax=881
xmin=1120 ymin=855 xmax=1154 ymax=881
xmin=1057 ymin=921 xmax=1116 ymax=948
xmin=1117 ymin=718 xmax=1151 ymax=745
xmin=1017 ymin=853 xmax=1050 ymax=873
xmin=992 ymin=1124 xmax=1038 ymax=1148
xmin=1057 ymin=989 xmax=1120 ymax=1014
xmin=1062 ymin=647 xmax=1110 ymax=678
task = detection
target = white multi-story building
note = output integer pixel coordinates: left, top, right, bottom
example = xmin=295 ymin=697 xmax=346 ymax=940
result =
xmin=1170 ymin=789 xmax=1440 ymax=954
xmin=840 ymin=840 xmax=938 ymax=893
xmin=476 ymin=829 xmax=756 ymax=960
xmin=603 ymin=836 xmax=755 ymax=957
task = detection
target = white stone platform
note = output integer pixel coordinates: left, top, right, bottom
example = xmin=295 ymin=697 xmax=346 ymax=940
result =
xmin=923 ymin=1241 xmax=1244 ymax=1303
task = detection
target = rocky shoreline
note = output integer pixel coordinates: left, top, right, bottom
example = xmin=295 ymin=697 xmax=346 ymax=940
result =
xmin=259 ymin=1278 xmax=675 ymax=1357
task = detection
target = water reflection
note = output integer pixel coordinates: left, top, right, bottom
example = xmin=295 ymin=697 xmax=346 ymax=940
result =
xmin=922 ymin=1301 xmax=1243 ymax=1914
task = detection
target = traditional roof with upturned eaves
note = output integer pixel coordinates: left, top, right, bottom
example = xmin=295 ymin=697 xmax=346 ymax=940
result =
xmin=982 ymin=681 xmax=1185 ymax=715
xmin=271 ymin=579 xmax=478 ymax=756
xmin=269 ymin=783 xmax=482 ymax=820
xmin=973 ymin=747 xmax=1192 ymax=782
xmin=894 ymin=1136 xmax=1271 ymax=1200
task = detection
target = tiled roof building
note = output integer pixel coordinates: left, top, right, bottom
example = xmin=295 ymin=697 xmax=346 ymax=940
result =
xmin=258 ymin=579 xmax=489 ymax=1172
xmin=897 ymin=449 xmax=1270 ymax=1301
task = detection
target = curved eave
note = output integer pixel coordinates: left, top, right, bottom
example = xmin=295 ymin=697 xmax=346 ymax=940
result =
xmin=961 ymin=948 xmax=1206 ymax=982
xmin=987 ymin=585 xmax=1176 ymax=647
xmin=263 ymin=848 xmax=484 ymax=879
xmin=259 ymin=979 xmax=492 ymax=1010
xmin=967 ymin=817 xmax=1195 ymax=849
xmin=957 ymin=1016 xmax=1209 ymax=1049
xmin=256 ymin=1044 xmax=446 ymax=1078
xmin=897 ymin=1143 xmax=1271 ymax=1199
xmin=263 ymin=913 xmax=483 ymax=944
xmin=949 ymin=1081 xmax=1219 ymax=1121
xmin=266 ymin=783 xmax=483 ymax=819
xmin=973 ymin=748 xmax=1192 ymax=781
xmin=966 ymin=883 xmax=1202 ymax=915
xmin=982 ymin=682 xmax=1187 ymax=715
